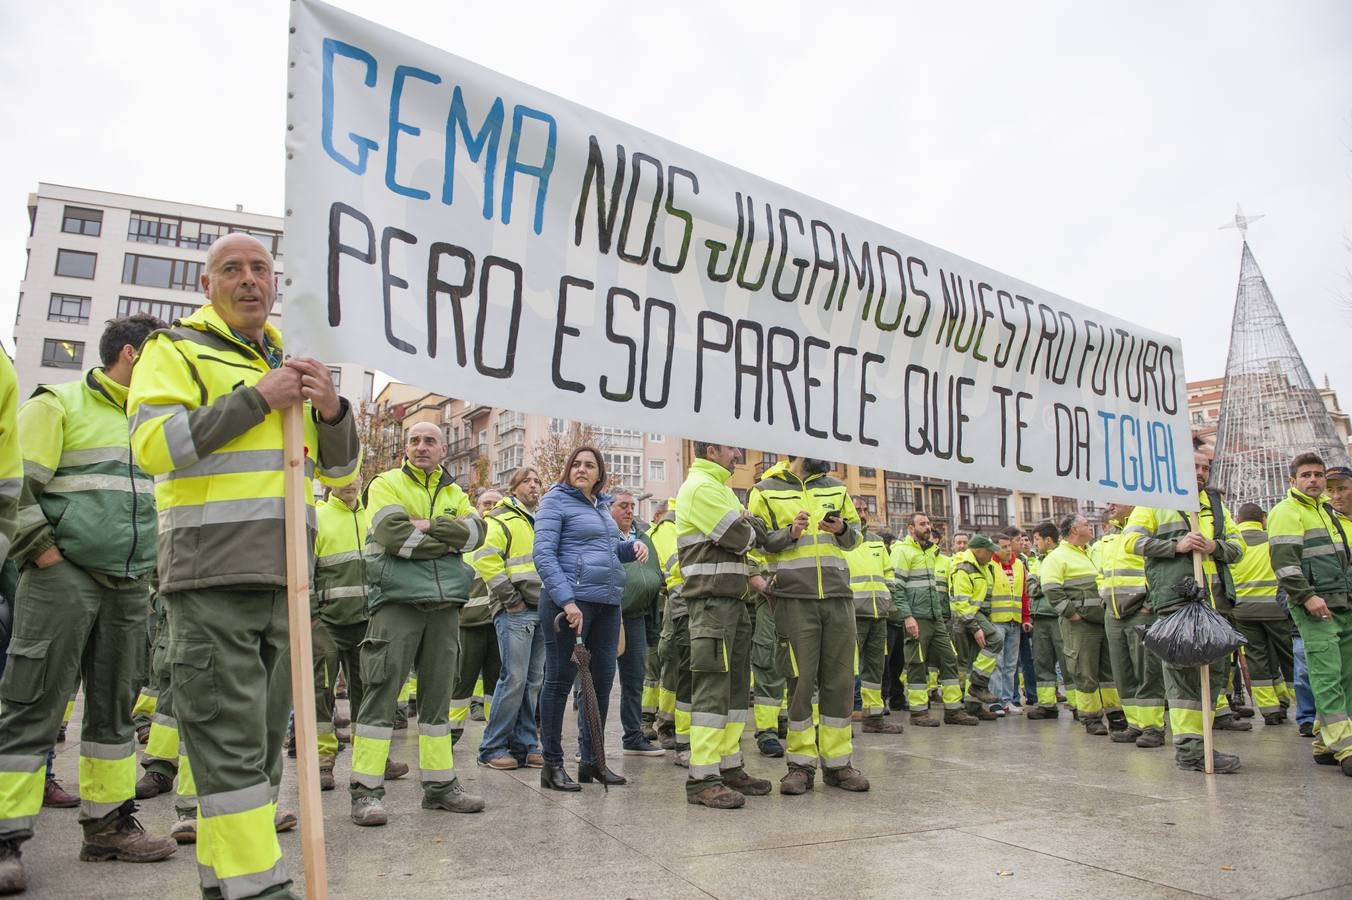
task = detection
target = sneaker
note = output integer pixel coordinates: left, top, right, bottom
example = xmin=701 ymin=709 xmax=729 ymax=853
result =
xmin=861 ymin=717 xmax=903 ymax=734
xmin=909 ymin=712 xmax=940 ymax=728
xmin=943 ymin=710 xmax=980 ymax=726
xmin=1298 ymin=722 xmax=1314 ymax=737
xmin=0 ymin=841 xmax=25 ymax=895
xmin=822 ymin=765 xmax=870 ymax=792
xmin=1213 ymin=716 xmax=1252 ymax=732
xmin=688 ymin=783 xmax=745 ymax=809
xmin=170 ymin=813 xmax=196 ymax=844
xmin=421 ymin=781 xmax=485 ymax=814
xmin=1111 ymin=727 xmax=1144 ymax=744
xmin=79 ymin=801 xmax=177 ymax=862
xmin=623 ymin=739 xmax=666 ymax=757
xmin=43 ymin=777 xmax=79 ymax=808
xmin=385 ymin=759 xmax=409 ymax=780
xmin=351 ymin=795 xmax=388 ymax=827
xmin=274 ymin=810 xmax=297 ymax=833
xmin=481 ymin=756 xmax=518 ymax=770
xmin=757 ymin=733 xmax=785 ymax=757
xmin=1176 ymin=751 xmax=1241 ymax=774
xmin=1135 ymin=728 xmax=1166 ymax=749
xmin=1004 ymin=704 xmax=1024 ymax=716
xmin=990 ymin=706 xmax=1007 ymax=718
xmin=673 ymin=750 xmax=690 ymax=768
xmin=779 ymin=768 xmax=814 ymax=795
xmin=135 ymin=771 xmax=174 ymax=800
xmin=722 ymin=769 xmax=772 ymax=796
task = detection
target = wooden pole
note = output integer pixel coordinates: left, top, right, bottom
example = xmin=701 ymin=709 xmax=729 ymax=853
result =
xmin=282 ymin=405 xmax=329 ymax=898
xmin=1187 ymin=511 xmax=1215 ymax=776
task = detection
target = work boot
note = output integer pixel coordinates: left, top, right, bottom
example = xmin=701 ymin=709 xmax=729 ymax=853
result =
xmin=78 ymin=801 xmax=177 ymax=862
xmin=974 ymin=706 xmax=999 ymax=722
xmin=1213 ymin=716 xmax=1252 ymax=732
xmin=641 ymin=722 xmax=659 ymax=743
xmin=688 ymin=783 xmax=745 ymax=809
xmin=274 ymin=811 xmax=297 ymax=833
xmin=1229 ymin=697 xmax=1255 ymax=718
xmin=135 ymin=771 xmax=173 ymax=800
xmin=1135 ymin=728 xmax=1166 ymax=749
xmin=135 ymin=724 xmax=150 ymax=745
xmin=1342 ymin=757 xmax=1352 ymax=778
xmin=1313 ymin=752 xmax=1338 ymax=766
xmin=393 ymin=707 xmax=409 ymax=730
xmin=421 ymin=780 xmax=485 ymax=813
xmin=1262 ymin=712 xmax=1285 ymax=726
xmin=526 ymin=753 xmax=545 ymax=769
xmin=1299 ymin=722 xmax=1314 ymax=737
xmin=943 ymin=710 xmax=980 ymax=726
xmin=44 ymin=777 xmax=79 ymax=808
xmin=469 ymin=700 xmax=485 ymax=722
xmin=909 ymin=711 xmax=940 ymax=728
xmin=385 ymin=759 xmax=409 ymax=780
xmin=1084 ymin=717 xmax=1109 ymax=736
xmin=969 ymin=686 xmax=997 ymax=704
xmin=1106 ymin=713 xmax=1129 ymax=733
xmin=482 ymin=756 xmax=519 ymax=770
xmin=1111 ymin=726 xmax=1144 ymax=744
xmin=0 ymin=840 xmax=26 ymax=894
xmin=861 ymin=716 xmax=903 ymax=734
xmin=777 ymin=717 xmax=788 ymax=740
xmin=319 ymin=757 xmax=336 ymax=792
xmin=757 ymin=733 xmax=785 ymax=757
xmin=1176 ymin=751 xmax=1241 ymax=774
xmin=169 ymin=813 xmax=196 ymax=844
xmin=1025 ymin=705 xmax=1059 ymax=720
xmin=673 ymin=750 xmax=690 ymax=768
xmin=350 ymin=795 xmax=388 ymax=827
xmin=822 ymin=765 xmax=870 ymax=792
xmin=779 ymin=767 xmax=814 ymax=795
xmin=722 ymin=769 xmax=771 ymax=796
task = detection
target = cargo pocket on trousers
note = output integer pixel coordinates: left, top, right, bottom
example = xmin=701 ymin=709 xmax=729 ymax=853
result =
xmin=359 ymin=637 xmax=392 ymax=685
xmin=169 ymin=641 xmax=219 ymax=723
xmin=0 ymin=637 xmax=52 ymax=705
xmin=689 ymin=624 xmax=728 ymax=673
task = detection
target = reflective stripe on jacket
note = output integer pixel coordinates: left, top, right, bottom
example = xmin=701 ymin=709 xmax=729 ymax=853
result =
xmin=128 ymin=304 xmax=360 ymax=593
xmin=847 ymin=530 xmax=896 ymax=619
xmin=1039 ymin=540 xmax=1102 ymax=622
xmin=675 ymin=458 xmax=758 ymax=600
xmin=1228 ymin=521 xmax=1284 ymax=620
xmin=649 ymin=509 xmax=685 ymax=618
xmin=471 ymin=495 xmax=540 ymax=617
xmin=891 ymin=536 xmax=944 ymax=622
xmin=0 ymin=353 xmax=19 ymax=561
xmin=14 ymin=368 xmax=156 ymax=577
xmin=365 ymin=461 xmax=482 ymax=609
xmin=1123 ymin=493 xmax=1244 ymax=615
xmin=746 ymin=461 xmax=858 ymax=600
xmin=1027 ymin=554 xmax=1056 ymax=617
xmin=1268 ymin=488 xmax=1352 ymax=610
xmin=314 ymin=493 xmax=368 ymax=625
xmin=949 ymin=549 xmax=994 ymax=624
xmin=988 ymin=554 xmax=1026 ymax=624
xmin=1096 ymin=527 xmax=1148 ymax=619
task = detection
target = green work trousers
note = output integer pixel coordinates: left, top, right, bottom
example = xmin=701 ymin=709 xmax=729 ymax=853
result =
xmin=1061 ymin=615 xmax=1117 ymax=719
xmin=1292 ymin=606 xmax=1352 ymax=762
xmin=1162 ymin=656 xmax=1232 ymax=763
xmin=351 ymin=602 xmax=461 ymax=800
xmin=0 ymin=561 xmax=149 ymax=841
xmin=775 ymin=597 xmax=856 ymax=771
xmin=1105 ymin=611 xmax=1165 ymax=732
xmin=1030 ymin=614 xmax=1066 ymax=710
xmin=642 ymin=637 xmax=662 ymax=719
xmin=450 ymin=622 xmax=499 ymax=733
xmin=952 ymin=613 xmax=1002 ymax=706
xmin=315 ymin=619 xmax=367 ymax=758
xmin=686 ymin=597 xmax=753 ymax=796
xmin=855 ymin=616 xmax=888 ymax=718
xmin=659 ymin=613 xmax=692 ymax=751
xmin=751 ymin=595 xmax=785 ymax=736
xmin=166 ymin=587 xmax=293 ymax=900
xmin=1233 ymin=618 xmax=1293 ymax=716
xmin=904 ymin=618 xmax=961 ymax=711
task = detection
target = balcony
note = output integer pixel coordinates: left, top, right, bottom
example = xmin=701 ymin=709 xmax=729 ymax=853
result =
xmin=448 ymin=438 xmax=486 ymax=461
xmin=463 ymin=403 xmax=493 ymax=421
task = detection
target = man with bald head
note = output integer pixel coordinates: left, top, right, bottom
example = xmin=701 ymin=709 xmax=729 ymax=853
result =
xmin=349 ymin=421 xmax=486 ymax=826
xmin=128 ymin=232 xmax=360 ymax=897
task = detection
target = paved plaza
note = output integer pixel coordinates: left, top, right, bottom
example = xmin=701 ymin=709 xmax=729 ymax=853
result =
xmin=22 ymin=692 xmax=1352 ymax=899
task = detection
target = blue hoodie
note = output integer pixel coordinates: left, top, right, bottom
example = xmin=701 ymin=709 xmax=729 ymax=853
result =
xmin=533 ymin=483 xmax=638 ymax=607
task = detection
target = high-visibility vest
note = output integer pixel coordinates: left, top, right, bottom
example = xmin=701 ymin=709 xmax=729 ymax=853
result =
xmin=988 ymin=554 xmax=1026 ymax=624
xmin=847 ymin=530 xmax=896 ymax=619
xmin=1040 ymin=540 xmax=1102 ymax=622
xmin=314 ymin=492 xmax=369 ymax=625
xmin=1268 ymin=487 xmax=1352 ymax=608
xmin=0 ymin=352 xmax=19 ymax=561
xmin=675 ymin=458 xmax=757 ymax=600
xmin=747 ymin=461 xmax=860 ymax=600
xmin=1096 ymin=527 xmax=1148 ymax=619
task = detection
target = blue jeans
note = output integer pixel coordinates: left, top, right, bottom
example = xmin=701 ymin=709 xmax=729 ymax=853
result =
xmin=1293 ymin=634 xmax=1316 ymax=726
xmin=615 ymin=615 xmax=648 ymax=748
xmin=541 ymin=599 xmax=620 ymax=768
xmin=990 ymin=621 xmax=1022 ymax=706
xmin=479 ymin=606 xmax=545 ymax=764
xmin=1018 ymin=628 xmax=1037 ymax=705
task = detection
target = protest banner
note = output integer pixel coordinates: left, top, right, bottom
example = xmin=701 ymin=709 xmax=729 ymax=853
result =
xmin=285 ymin=0 xmax=1197 ymax=509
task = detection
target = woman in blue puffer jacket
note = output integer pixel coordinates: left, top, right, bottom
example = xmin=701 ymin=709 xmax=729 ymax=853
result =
xmin=534 ymin=445 xmax=647 ymax=791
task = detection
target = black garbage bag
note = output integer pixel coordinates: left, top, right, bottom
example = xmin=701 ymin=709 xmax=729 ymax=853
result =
xmin=1139 ymin=576 xmax=1246 ymax=667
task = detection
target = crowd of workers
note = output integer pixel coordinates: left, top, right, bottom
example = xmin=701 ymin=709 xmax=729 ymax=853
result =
xmin=0 ymin=232 xmax=1349 ymax=899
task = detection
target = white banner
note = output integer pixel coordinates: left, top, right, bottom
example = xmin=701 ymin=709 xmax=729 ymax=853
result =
xmin=284 ymin=0 xmax=1198 ymax=509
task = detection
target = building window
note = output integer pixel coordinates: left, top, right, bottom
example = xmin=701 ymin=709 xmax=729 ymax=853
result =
xmin=603 ymin=451 xmax=643 ymax=491
xmin=61 ymin=206 xmax=102 ymax=237
xmin=54 ymin=249 xmax=97 ymax=279
xmin=595 ymin=426 xmax=643 ymax=450
xmin=1040 ymin=498 xmax=1051 ymax=518
xmin=648 ymin=433 xmax=664 ymax=443
xmin=47 ymin=293 xmax=91 ymax=324
xmin=1021 ymin=496 xmax=1034 ymax=522
xmin=495 ymin=443 xmax=524 ymax=483
xmin=328 ymin=366 xmax=342 ymax=394
xmin=363 ymin=371 xmax=375 ymax=403
xmin=550 ymin=417 xmax=567 ymax=434
xmin=41 ymin=338 xmax=84 ymax=369
xmin=128 ymin=212 xmax=281 ymax=256
xmin=648 ymin=459 xmax=666 ymax=482
xmin=959 ymin=495 xmax=972 ymax=525
xmin=859 ymin=467 xmax=876 ymax=478
xmin=122 ymin=253 xmax=203 ymax=291
xmin=928 ymin=488 xmax=946 ymax=518
xmin=118 ymin=295 xmax=199 ymax=323
xmin=913 ymin=487 xmax=923 ymax=511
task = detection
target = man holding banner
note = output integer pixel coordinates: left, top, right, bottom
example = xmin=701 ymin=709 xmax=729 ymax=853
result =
xmin=128 ymin=232 xmax=361 ymax=898
xmin=748 ymin=458 xmax=869 ymax=795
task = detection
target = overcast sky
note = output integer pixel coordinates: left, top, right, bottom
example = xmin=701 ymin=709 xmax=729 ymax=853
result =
xmin=2 ymin=0 xmax=1348 ymax=403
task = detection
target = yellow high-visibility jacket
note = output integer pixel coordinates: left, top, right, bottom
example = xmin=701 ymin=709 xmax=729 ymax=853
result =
xmin=314 ymin=492 xmax=369 ymax=626
xmin=747 ymin=460 xmax=859 ymax=600
xmin=0 ymin=352 xmax=19 ymax=561
xmin=675 ymin=458 xmax=759 ymax=601
xmin=1268 ymin=487 xmax=1352 ymax=610
xmin=472 ymin=495 xmax=541 ymax=616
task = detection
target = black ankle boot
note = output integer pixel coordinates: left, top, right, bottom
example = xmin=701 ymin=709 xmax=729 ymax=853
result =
xmin=577 ymin=762 xmax=627 ymax=786
xmin=540 ymin=765 xmax=581 ymax=792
